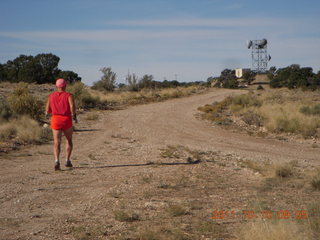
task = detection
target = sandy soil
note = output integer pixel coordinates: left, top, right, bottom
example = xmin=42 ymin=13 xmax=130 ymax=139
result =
xmin=0 ymin=88 xmax=319 ymax=240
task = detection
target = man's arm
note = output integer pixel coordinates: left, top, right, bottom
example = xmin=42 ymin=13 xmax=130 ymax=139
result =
xmin=68 ymin=95 xmax=77 ymax=123
xmin=45 ymin=96 xmax=51 ymax=117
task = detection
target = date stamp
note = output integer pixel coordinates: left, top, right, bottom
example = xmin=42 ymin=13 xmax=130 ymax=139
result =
xmin=211 ymin=210 xmax=308 ymax=220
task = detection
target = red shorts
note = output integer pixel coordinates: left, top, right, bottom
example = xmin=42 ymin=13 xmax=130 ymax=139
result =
xmin=51 ymin=115 xmax=72 ymax=130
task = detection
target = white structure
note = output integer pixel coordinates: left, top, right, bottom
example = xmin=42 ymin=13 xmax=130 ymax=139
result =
xmin=235 ymin=68 xmax=250 ymax=78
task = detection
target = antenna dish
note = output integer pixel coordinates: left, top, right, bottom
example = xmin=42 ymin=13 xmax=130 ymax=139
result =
xmin=246 ymin=40 xmax=252 ymax=49
xmin=258 ymin=39 xmax=267 ymax=48
xmin=268 ymin=55 xmax=271 ymax=61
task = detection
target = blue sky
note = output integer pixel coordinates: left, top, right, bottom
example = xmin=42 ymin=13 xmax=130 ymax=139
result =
xmin=0 ymin=0 xmax=319 ymax=85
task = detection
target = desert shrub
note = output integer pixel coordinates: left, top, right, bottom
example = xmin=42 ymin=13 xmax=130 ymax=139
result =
xmin=275 ymin=117 xmax=300 ymax=133
xmin=7 ymin=83 xmax=44 ymax=121
xmin=198 ymin=97 xmax=232 ymax=124
xmin=0 ymin=116 xmax=45 ymax=143
xmin=0 ymin=123 xmax=17 ymax=140
xmin=242 ymin=110 xmax=264 ymax=127
xmin=311 ymin=171 xmax=320 ymax=190
xmin=92 ymin=67 xmax=116 ymax=91
xmin=308 ymin=203 xmax=320 ymax=238
xmin=260 ymin=101 xmax=320 ymax=138
xmin=257 ymin=85 xmax=264 ymax=90
xmin=300 ymin=104 xmax=320 ymax=116
xmin=0 ymin=98 xmax=12 ymax=121
xmin=231 ymin=93 xmax=262 ymax=110
xmin=15 ymin=116 xmax=43 ymax=143
xmin=113 ymin=210 xmax=139 ymax=222
xmin=166 ymin=205 xmax=188 ymax=217
xmin=67 ymin=82 xmax=99 ymax=109
xmin=275 ymin=164 xmax=294 ymax=178
xmin=81 ymin=95 xmax=99 ymax=109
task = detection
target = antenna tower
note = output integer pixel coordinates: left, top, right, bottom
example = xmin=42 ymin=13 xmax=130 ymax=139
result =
xmin=246 ymin=39 xmax=271 ymax=73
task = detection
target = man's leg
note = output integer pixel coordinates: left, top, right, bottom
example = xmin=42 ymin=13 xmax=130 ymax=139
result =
xmin=63 ymin=127 xmax=73 ymax=166
xmin=52 ymin=129 xmax=62 ymax=170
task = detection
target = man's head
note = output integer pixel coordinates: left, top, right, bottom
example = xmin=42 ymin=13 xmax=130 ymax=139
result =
xmin=56 ymin=78 xmax=67 ymax=90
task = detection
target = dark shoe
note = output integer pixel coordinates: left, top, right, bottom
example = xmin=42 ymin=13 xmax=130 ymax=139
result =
xmin=54 ymin=161 xmax=61 ymax=171
xmin=65 ymin=160 xmax=73 ymax=168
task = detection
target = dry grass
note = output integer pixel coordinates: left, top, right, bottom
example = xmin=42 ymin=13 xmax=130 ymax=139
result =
xmin=200 ymin=88 xmax=320 ymax=138
xmin=237 ymin=220 xmax=304 ymax=240
xmin=137 ymin=225 xmax=192 ymax=240
xmin=89 ymin=86 xmax=206 ymax=107
xmin=113 ymin=210 xmax=140 ymax=222
xmin=311 ymin=171 xmax=320 ymax=190
xmin=275 ymin=163 xmax=294 ymax=178
xmin=308 ymin=203 xmax=320 ymax=238
xmin=197 ymin=97 xmax=232 ymax=124
xmin=0 ymin=116 xmax=44 ymax=143
xmin=239 ymin=159 xmax=273 ymax=176
xmin=85 ymin=112 xmax=99 ymax=121
xmin=166 ymin=204 xmax=188 ymax=217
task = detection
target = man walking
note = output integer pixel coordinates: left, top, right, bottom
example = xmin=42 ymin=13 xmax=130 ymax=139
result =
xmin=45 ymin=78 xmax=77 ymax=170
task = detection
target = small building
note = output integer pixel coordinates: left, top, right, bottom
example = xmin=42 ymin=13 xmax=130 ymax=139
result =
xmin=235 ymin=68 xmax=250 ymax=78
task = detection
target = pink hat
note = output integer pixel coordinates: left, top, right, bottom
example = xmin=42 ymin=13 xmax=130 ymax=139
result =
xmin=56 ymin=78 xmax=67 ymax=88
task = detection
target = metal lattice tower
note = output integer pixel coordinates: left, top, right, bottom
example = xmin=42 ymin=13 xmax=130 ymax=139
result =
xmin=246 ymin=39 xmax=271 ymax=73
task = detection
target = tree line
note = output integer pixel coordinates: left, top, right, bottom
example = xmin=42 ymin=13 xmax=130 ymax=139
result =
xmin=0 ymin=53 xmax=81 ymax=84
xmin=268 ymin=65 xmax=320 ymax=90
xmin=208 ymin=65 xmax=320 ymax=90
xmin=92 ymin=67 xmax=207 ymax=92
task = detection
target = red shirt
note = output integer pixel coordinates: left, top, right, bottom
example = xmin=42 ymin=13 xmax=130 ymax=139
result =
xmin=48 ymin=91 xmax=72 ymax=116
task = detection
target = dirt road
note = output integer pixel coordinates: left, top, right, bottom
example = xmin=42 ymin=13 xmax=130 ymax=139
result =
xmin=1 ymin=88 xmax=319 ymax=239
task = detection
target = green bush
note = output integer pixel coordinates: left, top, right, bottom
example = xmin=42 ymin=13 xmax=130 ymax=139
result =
xmin=7 ymin=83 xmax=44 ymax=121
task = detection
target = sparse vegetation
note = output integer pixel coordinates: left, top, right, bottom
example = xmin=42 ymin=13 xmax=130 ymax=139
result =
xmin=7 ymin=83 xmax=44 ymax=121
xmin=90 ymin=85 xmax=206 ymax=108
xmin=275 ymin=163 xmax=294 ymax=178
xmin=67 ymin=82 xmax=100 ymax=109
xmin=113 ymin=210 xmax=140 ymax=222
xmin=85 ymin=112 xmax=99 ymax=121
xmin=166 ymin=204 xmax=188 ymax=217
xmin=300 ymin=104 xmax=320 ymax=116
xmin=311 ymin=171 xmax=320 ymax=190
xmin=237 ymin=220 xmax=303 ymax=240
xmin=197 ymin=97 xmax=232 ymax=124
xmin=308 ymin=203 xmax=320 ymax=238
xmin=0 ymin=116 xmax=48 ymax=143
xmin=71 ymin=225 xmax=108 ymax=240
xmin=198 ymin=89 xmax=320 ymax=138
